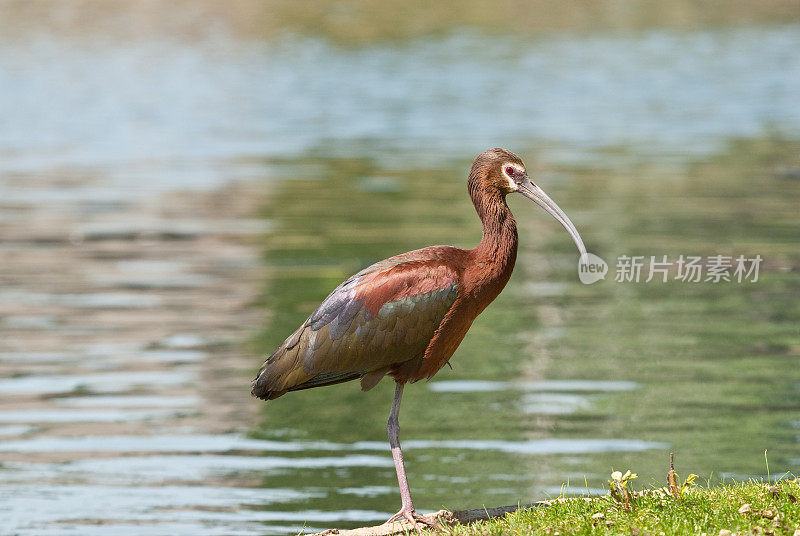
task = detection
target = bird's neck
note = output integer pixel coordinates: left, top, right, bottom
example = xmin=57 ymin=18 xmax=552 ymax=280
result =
xmin=469 ymin=190 xmax=518 ymax=306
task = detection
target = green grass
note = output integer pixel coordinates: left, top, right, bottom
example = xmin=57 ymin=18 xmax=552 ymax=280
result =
xmin=444 ymin=477 xmax=800 ymax=536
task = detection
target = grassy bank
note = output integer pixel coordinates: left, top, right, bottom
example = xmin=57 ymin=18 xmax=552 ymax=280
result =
xmin=447 ymin=474 xmax=800 ymax=536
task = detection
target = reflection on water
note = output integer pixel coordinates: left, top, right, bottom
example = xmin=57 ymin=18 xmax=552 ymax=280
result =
xmin=0 ymin=4 xmax=798 ymax=535
xmin=253 ymin=137 xmax=799 ymax=532
xmin=429 ymin=379 xmax=638 ymax=392
xmin=1 ymin=24 xmax=799 ymax=198
xmin=0 ymin=371 xmax=196 ymax=395
xmin=1 ymin=453 xmax=394 ymax=483
xmin=1 ymin=484 xmax=329 ymax=536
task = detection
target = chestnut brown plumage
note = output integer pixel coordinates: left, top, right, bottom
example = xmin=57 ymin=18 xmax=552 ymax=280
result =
xmin=252 ymin=148 xmax=587 ymax=528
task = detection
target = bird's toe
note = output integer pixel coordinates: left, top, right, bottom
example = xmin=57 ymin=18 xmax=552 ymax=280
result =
xmin=386 ymin=508 xmax=441 ymax=533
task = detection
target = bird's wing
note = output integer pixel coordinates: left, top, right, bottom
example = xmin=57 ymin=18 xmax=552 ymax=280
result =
xmin=252 ymin=247 xmax=460 ymax=400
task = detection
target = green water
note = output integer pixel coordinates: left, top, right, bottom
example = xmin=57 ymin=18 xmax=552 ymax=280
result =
xmin=252 ymin=138 xmax=800 ymax=529
xmin=2 ymin=3 xmax=799 ymax=534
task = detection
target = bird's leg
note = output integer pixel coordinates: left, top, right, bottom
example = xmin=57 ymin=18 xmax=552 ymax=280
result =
xmin=385 ymin=383 xmax=439 ymax=531
xmin=387 ymin=383 xmax=414 ymax=519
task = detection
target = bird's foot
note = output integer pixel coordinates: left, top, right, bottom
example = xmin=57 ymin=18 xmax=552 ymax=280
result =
xmin=386 ymin=507 xmax=441 ymax=533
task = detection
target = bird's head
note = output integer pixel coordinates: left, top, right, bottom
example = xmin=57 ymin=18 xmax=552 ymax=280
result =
xmin=469 ymin=148 xmax=588 ymax=263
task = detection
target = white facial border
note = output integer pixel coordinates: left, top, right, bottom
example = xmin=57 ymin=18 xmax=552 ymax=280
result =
xmin=502 ymin=163 xmax=525 ymax=191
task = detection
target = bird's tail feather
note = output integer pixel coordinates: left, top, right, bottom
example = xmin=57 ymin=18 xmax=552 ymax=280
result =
xmin=251 ymin=369 xmax=363 ymax=400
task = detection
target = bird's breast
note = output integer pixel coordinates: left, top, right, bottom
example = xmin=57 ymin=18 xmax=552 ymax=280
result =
xmin=462 ymin=248 xmax=516 ymax=314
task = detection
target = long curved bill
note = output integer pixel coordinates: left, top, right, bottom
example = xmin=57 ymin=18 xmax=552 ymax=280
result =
xmin=518 ymin=177 xmax=589 ymax=267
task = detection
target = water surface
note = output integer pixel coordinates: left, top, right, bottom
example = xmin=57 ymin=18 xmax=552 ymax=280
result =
xmin=0 ymin=6 xmax=798 ymax=536
xmin=251 ymin=135 xmax=799 ymax=533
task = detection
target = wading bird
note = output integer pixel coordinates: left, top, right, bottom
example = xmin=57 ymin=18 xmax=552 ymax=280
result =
xmin=252 ymin=148 xmax=587 ymax=528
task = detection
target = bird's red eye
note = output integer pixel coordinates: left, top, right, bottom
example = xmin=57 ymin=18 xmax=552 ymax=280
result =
xmin=505 ymin=166 xmax=515 ymax=176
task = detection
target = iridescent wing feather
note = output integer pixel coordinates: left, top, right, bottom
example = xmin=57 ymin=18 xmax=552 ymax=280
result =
xmin=251 ymin=247 xmax=461 ymax=400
